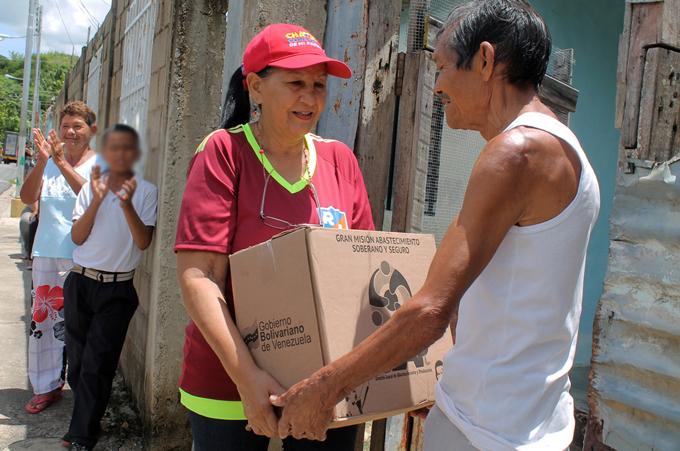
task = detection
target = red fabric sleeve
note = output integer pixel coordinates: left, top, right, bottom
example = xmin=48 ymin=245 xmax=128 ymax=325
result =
xmin=350 ymin=157 xmax=376 ymax=231
xmin=175 ymin=131 xmax=240 ymax=254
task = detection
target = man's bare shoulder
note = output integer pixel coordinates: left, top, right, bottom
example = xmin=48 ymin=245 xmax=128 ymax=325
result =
xmin=476 ymin=125 xmax=581 ymax=226
xmin=470 ymin=128 xmax=535 ymax=189
xmin=483 ymin=126 xmax=553 ymax=161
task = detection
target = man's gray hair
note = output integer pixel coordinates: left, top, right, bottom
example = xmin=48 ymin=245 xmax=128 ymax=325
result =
xmin=437 ymin=0 xmax=552 ymax=90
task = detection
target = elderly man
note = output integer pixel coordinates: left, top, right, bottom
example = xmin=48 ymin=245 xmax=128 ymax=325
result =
xmin=274 ymin=1 xmax=600 ymax=450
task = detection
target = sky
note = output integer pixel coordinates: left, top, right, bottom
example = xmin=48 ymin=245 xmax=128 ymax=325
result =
xmin=0 ymin=0 xmax=111 ymax=58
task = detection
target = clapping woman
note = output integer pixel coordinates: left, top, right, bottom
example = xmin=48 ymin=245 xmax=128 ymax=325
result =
xmin=20 ymin=102 xmax=97 ymax=415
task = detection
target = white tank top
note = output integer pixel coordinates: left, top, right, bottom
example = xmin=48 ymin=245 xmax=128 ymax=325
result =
xmin=435 ymin=113 xmax=600 ymax=451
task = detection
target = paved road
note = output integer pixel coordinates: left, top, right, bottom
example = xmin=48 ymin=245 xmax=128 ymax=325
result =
xmin=0 ymin=190 xmax=72 ymax=451
xmin=0 ymin=164 xmax=20 ymax=196
xmin=0 ymin=181 xmax=146 ymax=450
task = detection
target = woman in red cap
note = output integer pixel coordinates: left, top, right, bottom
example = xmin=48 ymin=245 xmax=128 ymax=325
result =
xmin=174 ymin=24 xmax=374 ymax=450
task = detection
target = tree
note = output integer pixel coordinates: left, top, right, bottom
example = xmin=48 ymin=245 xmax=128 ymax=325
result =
xmin=0 ymin=51 xmax=75 ymax=147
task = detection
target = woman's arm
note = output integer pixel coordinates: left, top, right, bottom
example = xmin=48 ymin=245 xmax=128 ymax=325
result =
xmin=177 ymin=250 xmax=285 ymax=438
xmin=47 ymin=130 xmax=88 ymax=194
xmin=20 ymin=130 xmax=51 ymax=204
xmin=29 ymin=202 xmax=38 ymax=220
xmin=20 ymin=159 xmax=46 ymax=204
xmin=54 ymin=157 xmax=88 ymax=195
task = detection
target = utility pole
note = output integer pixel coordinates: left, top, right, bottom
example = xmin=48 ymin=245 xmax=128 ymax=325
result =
xmin=30 ymin=3 xmax=42 ymax=147
xmin=17 ymin=0 xmax=35 ymax=197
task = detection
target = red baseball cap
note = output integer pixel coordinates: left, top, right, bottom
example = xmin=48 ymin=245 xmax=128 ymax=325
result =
xmin=243 ymin=24 xmax=352 ymax=79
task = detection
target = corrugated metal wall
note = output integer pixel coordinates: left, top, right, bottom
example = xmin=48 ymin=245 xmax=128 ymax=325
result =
xmin=587 ymin=162 xmax=680 ymax=450
xmin=585 ymin=0 xmax=680 ymax=448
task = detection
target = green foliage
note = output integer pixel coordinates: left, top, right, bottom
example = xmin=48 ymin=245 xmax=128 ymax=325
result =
xmin=0 ymin=51 xmax=75 ymax=147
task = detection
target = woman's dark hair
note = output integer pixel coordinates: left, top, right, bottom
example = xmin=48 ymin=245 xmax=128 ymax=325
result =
xmin=220 ymin=66 xmax=274 ymax=130
xmin=439 ymin=0 xmax=551 ymax=91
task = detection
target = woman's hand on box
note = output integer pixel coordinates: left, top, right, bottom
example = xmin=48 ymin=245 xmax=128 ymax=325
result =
xmin=238 ymin=369 xmax=286 ymax=438
xmin=273 ymin=375 xmax=337 ymax=441
xmin=409 ymin=405 xmax=432 ymax=420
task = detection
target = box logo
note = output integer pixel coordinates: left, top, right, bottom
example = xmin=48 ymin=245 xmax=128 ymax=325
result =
xmin=319 ymin=206 xmax=348 ymax=229
xmin=369 ymin=261 xmax=429 ymax=372
xmin=343 ymin=382 xmax=370 ymax=417
xmin=241 ymin=320 xmax=260 ymax=350
xmin=241 ymin=317 xmax=313 ymax=353
xmin=369 ymin=261 xmax=412 ymax=326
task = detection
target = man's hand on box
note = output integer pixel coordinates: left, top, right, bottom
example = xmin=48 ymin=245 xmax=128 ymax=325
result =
xmin=272 ymin=375 xmax=337 ymax=441
xmin=237 ymin=369 xmax=286 ymax=438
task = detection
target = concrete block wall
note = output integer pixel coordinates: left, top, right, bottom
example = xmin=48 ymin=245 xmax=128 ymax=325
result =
xmin=53 ymin=0 xmax=117 ymax=137
xmin=53 ymin=79 xmax=67 ymax=125
xmin=81 ymin=10 xmax=114 ymax=141
xmin=116 ymin=0 xmax=170 ymax=419
xmin=136 ymin=1 xmax=229 ymax=447
xmin=65 ymin=51 xmax=84 ymax=103
xmin=118 ymin=0 xmax=180 ymax=447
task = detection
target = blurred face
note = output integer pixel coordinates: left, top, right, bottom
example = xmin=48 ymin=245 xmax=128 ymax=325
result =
xmin=101 ymin=131 xmax=139 ymax=173
xmin=433 ymin=33 xmax=490 ymax=131
xmin=59 ymin=114 xmax=96 ymax=152
xmin=248 ymin=64 xmax=328 ymax=142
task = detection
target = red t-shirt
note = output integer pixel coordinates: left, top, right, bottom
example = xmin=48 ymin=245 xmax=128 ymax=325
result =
xmin=175 ymin=123 xmax=374 ymax=404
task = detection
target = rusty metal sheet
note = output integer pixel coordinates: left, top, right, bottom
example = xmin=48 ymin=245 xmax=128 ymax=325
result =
xmin=384 ymin=414 xmax=412 ymax=451
xmin=410 ymin=417 xmax=426 ymax=450
xmin=315 ymin=0 xmax=368 ymax=150
xmin=587 ymin=161 xmax=680 ymax=451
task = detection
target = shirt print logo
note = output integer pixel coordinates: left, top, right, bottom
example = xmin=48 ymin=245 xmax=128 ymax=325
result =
xmin=319 ymin=206 xmax=348 ymax=229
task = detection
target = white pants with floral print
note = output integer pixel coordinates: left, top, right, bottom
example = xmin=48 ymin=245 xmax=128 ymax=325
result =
xmin=28 ymin=257 xmax=71 ymax=394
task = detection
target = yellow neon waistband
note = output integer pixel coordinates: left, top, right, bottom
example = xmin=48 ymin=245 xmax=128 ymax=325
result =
xmin=180 ymin=388 xmax=246 ymax=420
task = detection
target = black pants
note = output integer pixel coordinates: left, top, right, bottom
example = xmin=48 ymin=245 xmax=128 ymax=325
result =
xmin=63 ymin=272 xmax=138 ymax=449
xmin=26 ymin=216 xmax=38 ymax=255
xmin=189 ymin=411 xmax=358 ymax=451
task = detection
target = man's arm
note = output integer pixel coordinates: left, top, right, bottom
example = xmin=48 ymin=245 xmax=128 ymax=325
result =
xmin=122 ymin=206 xmax=155 ymax=251
xmin=114 ymin=178 xmax=155 ymax=250
xmin=71 ymin=198 xmax=101 ymax=246
xmin=275 ymin=134 xmax=534 ymax=440
xmin=72 ymin=166 xmax=108 ymax=245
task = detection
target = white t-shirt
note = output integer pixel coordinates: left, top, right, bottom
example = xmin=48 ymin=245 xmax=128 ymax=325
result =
xmin=32 ymin=155 xmax=97 ymax=259
xmin=72 ymin=175 xmax=158 ymax=273
xmin=435 ymin=113 xmax=600 ymax=451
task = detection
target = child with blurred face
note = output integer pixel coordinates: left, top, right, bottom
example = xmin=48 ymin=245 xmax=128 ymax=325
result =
xmin=100 ymin=126 xmax=140 ymax=176
xmin=63 ymin=124 xmax=158 ymax=451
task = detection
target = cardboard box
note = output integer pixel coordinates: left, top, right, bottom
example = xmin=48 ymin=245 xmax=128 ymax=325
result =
xmin=230 ymin=227 xmax=451 ymax=426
